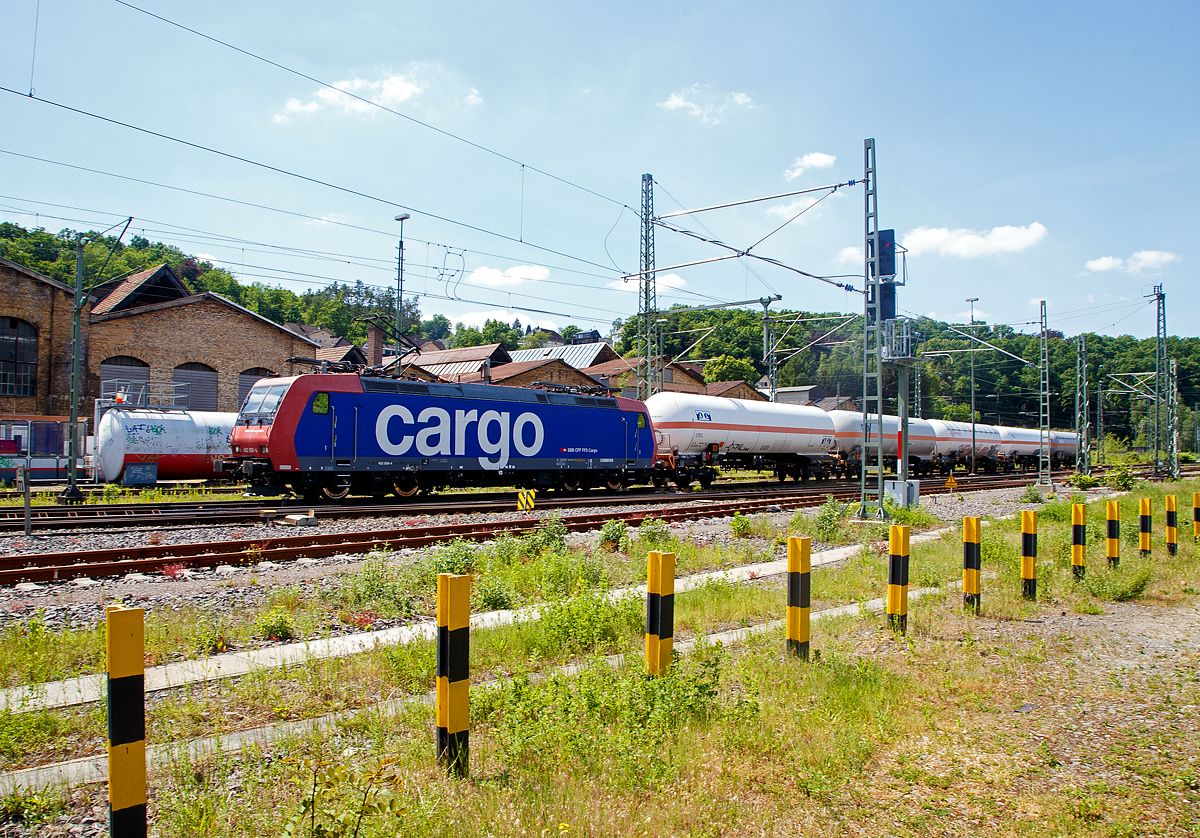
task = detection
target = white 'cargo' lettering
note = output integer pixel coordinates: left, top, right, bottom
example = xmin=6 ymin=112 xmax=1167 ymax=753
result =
xmin=416 ymin=407 xmax=451 ymax=456
xmin=455 ymin=410 xmax=478 ymax=455
xmin=376 ymin=405 xmax=414 ymax=455
xmin=512 ymin=412 xmax=544 ymax=457
xmin=477 ymin=410 xmax=510 ymax=469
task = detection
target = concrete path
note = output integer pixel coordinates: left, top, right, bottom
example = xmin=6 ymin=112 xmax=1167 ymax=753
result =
xmin=1 ymin=528 xmax=955 ymax=714
xmin=0 ymin=582 xmax=952 ymax=794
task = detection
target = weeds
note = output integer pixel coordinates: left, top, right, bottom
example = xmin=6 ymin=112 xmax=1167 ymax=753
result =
xmin=1083 ymin=558 xmax=1153 ymax=602
xmin=1019 ymin=484 xmax=1046 ymax=504
xmin=730 ymin=511 xmax=752 ymax=539
xmin=598 ymin=518 xmax=626 ymax=551
xmin=1106 ymin=466 xmax=1135 ymax=492
xmin=254 ymin=608 xmax=297 ymax=642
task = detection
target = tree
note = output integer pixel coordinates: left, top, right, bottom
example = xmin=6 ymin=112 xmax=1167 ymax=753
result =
xmin=421 ymin=314 xmax=452 ymax=340
xmin=704 ymin=354 xmax=758 ymax=383
xmin=481 ymin=319 xmax=521 ymax=350
xmin=451 ymin=323 xmax=484 ymax=348
xmin=560 ymin=324 xmax=582 ymax=343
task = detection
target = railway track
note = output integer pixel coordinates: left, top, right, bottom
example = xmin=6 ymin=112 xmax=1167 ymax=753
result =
xmin=0 ymin=468 xmax=1103 ymax=533
xmin=1 ymin=474 xmax=1044 ymax=584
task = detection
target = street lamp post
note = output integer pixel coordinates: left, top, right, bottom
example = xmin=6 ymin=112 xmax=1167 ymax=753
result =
xmin=394 ymin=214 xmax=411 ymax=377
xmin=966 ymin=298 xmax=979 ymax=474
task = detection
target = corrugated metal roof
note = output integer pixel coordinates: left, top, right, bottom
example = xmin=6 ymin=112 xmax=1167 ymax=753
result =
xmin=410 ymin=343 xmax=510 ymax=366
xmin=418 ymin=360 xmax=491 ymax=378
xmin=508 ymin=342 xmax=616 ymax=369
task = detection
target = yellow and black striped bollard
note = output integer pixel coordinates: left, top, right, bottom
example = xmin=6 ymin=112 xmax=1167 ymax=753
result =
xmin=1107 ymin=500 xmax=1120 ymax=568
xmin=645 ymin=550 xmax=675 ymax=675
xmin=963 ymin=516 xmax=981 ymax=615
xmin=517 ymin=489 xmax=536 ymax=512
xmin=1071 ymin=503 xmax=1086 ymax=579
xmin=436 ymin=573 xmax=471 ymax=777
xmin=107 ymin=604 xmax=146 ymax=837
xmin=1193 ymin=492 xmax=1199 ymax=542
xmin=1139 ymin=497 xmax=1152 ymax=557
xmin=786 ymin=537 xmax=811 ymax=660
xmin=886 ymin=525 xmax=910 ymax=635
xmin=1021 ymin=510 xmax=1037 ymax=601
xmin=1166 ymin=495 xmax=1177 ymax=556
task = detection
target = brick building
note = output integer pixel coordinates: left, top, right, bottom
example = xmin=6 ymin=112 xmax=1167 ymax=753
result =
xmin=1 ymin=259 xmax=318 ymax=418
xmin=0 ymin=256 xmax=78 ymax=417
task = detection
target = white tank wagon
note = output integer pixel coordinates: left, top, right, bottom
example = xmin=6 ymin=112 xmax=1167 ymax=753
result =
xmin=826 ymin=411 xmax=939 ymax=476
xmin=96 ymin=409 xmax=237 ymax=483
xmin=646 ymin=392 xmax=836 ymax=486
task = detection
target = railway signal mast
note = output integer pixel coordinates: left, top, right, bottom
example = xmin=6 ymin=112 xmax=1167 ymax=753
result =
xmin=860 ymin=139 xmax=914 ymax=517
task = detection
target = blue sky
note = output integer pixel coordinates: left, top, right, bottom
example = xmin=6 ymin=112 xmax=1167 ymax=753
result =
xmin=1 ymin=0 xmax=1195 ymax=339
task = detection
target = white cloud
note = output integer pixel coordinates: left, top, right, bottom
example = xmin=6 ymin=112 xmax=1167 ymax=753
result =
xmin=1085 ymin=256 xmax=1124 ymax=272
xmin=1084 ymin=250 xmax=1180 ymax=275
xmin=901 ymin=222 xmax=1047 ymax=258
xmin=606 ymin=273 xmax=686 ymax=292
xmin=273 ymin=72 xmax=422 ymax=121
xmin=455 ymin=311 xmax=556 ymax=331
xmin=194 ymin=253 xmax=218 ymax=262
xmin=925 ymin=310 xmax=938 ymax=319
xmin=784 ymin=152 xmax=836 ymax=182
xmin=657 ymin=85 xmax=753 ymax=124
xmin=834 ymin=246 xmax=863 ymax=266
xmin=466 ymin=265 xmax=549 ymax=288
xmin=766 ymin=195 xmax=822 ymax=219
xmin=956 ymin=309 xmax=990 ymax=321
xmin=465 ymin=87 xmax=483 ymax=106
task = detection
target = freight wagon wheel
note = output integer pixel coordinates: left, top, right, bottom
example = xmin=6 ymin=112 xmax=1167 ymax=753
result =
xmin=652 ymin=473 xmax=667 ymax=488
xmin=697 ymin=475 xmax=713 ymax=490
xmin=776 ymin=469 xmax=787 ymax=483
xmin=392 ymin=477 xmax=420 ymax=498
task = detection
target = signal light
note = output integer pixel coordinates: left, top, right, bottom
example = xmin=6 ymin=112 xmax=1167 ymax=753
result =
xmin=878 ymin=229 xmax=896 ymax=276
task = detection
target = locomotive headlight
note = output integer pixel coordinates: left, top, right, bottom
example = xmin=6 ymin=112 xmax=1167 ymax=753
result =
xmin=260 ymin=446 xmax=269 ymax=454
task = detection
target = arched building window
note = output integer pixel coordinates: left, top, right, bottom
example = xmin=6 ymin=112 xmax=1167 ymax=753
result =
xmin=99 ymin=355 xmax=150 ymax=402
xmin=174 ymin=362 xmax=218 ymax=411
xmin=238 ymin=367 xmax=277 ymax=407
xmin=0 ymin=318 xmax=37 ymax=397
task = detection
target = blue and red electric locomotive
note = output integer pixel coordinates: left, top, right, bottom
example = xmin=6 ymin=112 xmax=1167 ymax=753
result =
xmin=219 ymin=374 xmax=657 ymax=500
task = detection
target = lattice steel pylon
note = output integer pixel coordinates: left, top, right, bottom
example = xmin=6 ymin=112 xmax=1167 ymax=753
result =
xmin=1074 ymin=334 xmax=1090 ymax=474
xmin=1038 ymin=301 xmax=1051 ymax=485
xmin=859 ymin=139 xmax=885 ymax=518
xmin=638 ymin=173 xmax=660 ymax=399
xmin=1167 ymin=358 xmax=1180 ymax=479
xmin=1152 ymin=284 xmax=1167 ymax=477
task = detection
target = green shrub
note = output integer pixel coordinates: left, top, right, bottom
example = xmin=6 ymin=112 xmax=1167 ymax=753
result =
xmin=1067 ymin=471 xmax=1100 ymax=490
xmin=433 ymin=539 xmax=477 ymax=575
xmin=101 ymin=483 xmax=123 ymax=503
xmin=473 ymin=576 xmax=517 ymax=611
xmin=526 ymin=511 xmax=569 ymax=553
xmin=1083 ymin=559 xmax=1152 ymax=602
xmin=1019 ymin=484 xmax=1045 ymax=504
xmin=1105 ymin=467 xmax=1135 ymax=492
xmin=637 ymin=517 xmax=674 ymax=550
xmin=253 ymin=608 xmax=296 ymax=642
xmin=336 ymin=554 xmax=413 ymax=618
xmin=813 ymin=496 xmax=850 ymax=543
xmin=882 ymin=498 xmax=937 ymax=528
xmin=598 ymin=518 xmax=627 ymax=551
xmin=730 ymin=511 xmax=752 ymax=539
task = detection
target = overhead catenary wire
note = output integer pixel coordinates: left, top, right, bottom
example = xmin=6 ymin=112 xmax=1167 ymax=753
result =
xmin=111 ymin=0 xmax=631 ymax=212
xmin=0 ymin=86 xmax=623 ymax=274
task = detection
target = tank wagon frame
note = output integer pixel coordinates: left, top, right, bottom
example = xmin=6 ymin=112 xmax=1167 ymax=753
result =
xmin=219 ymin=374 xmax=657 ymax=500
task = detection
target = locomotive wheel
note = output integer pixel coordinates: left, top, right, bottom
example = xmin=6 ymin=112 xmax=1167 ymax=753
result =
xmin=605 ymin=477 xmax=625 ymax=491
xmin=392 ymin=478 xmax=419 ymax=498
xmin=562 ymin=477 xmax=581 ymax=493
xmin=321 ymin=484 xmax=351 ymax=501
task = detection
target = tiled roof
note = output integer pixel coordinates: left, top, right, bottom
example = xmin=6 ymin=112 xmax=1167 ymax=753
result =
xmin=314 ymin=345 xmax=366 ymax=363
xmin=89 ymin=266 xmax=163 ymax=314
xmin=88 ymin=292 xmax=320 ymax=345
xmin=705 ymin=380 xmax=743 ymax=397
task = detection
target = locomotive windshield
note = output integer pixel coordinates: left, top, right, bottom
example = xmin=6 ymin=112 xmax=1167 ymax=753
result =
xmin=239 ymin=383 xmax=289 ymax=424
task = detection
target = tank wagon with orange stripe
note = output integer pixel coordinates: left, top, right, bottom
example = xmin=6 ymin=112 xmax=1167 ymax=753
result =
xmin=646 ymin=392 xmax=837 ymax=488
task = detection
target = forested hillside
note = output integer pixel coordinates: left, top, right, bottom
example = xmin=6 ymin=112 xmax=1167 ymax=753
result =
xmin=4 ymin=222 xmax=1195 ymax=446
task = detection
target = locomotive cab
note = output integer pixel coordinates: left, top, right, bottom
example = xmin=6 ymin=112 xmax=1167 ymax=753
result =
xmin=218 ymin=378 xmax=296 ymax=485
